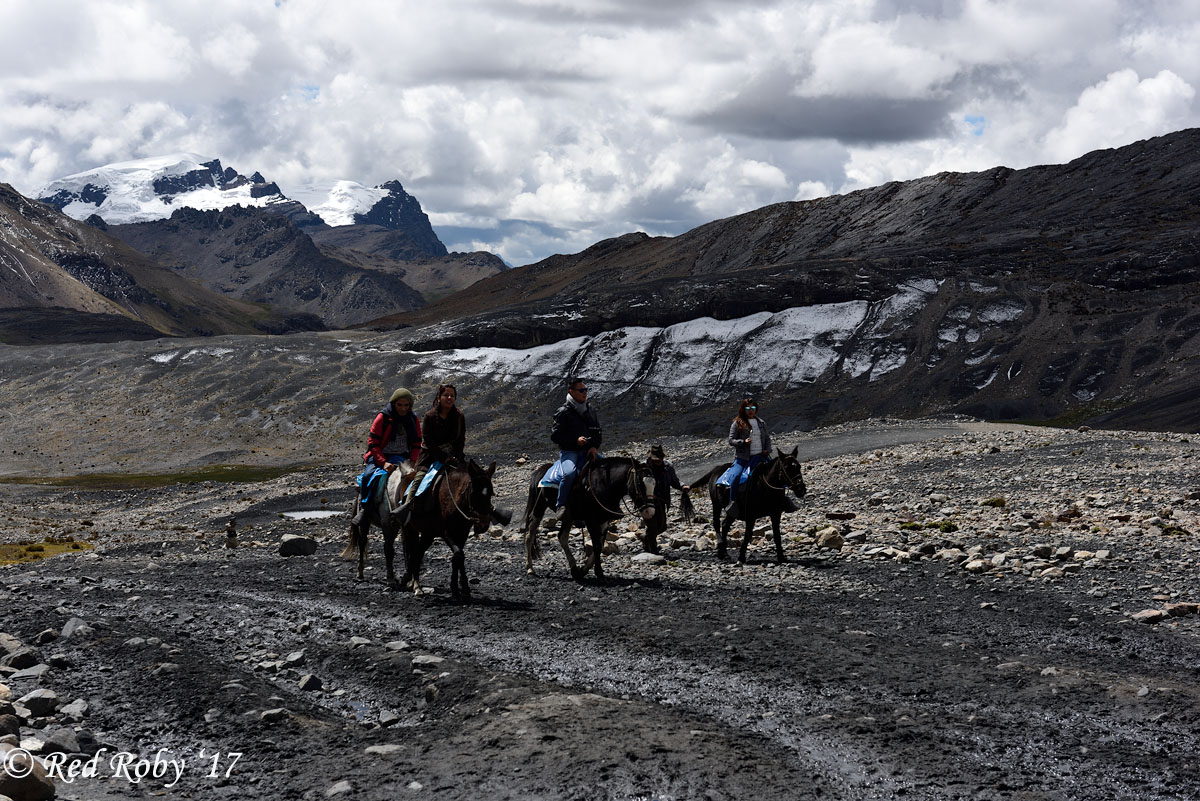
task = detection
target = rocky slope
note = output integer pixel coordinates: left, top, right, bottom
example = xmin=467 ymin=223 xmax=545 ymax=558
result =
xmin=0 ymin=184 xmax=320 ymax=344
xmin=375 ymin=129 xmax=1200 ymax=433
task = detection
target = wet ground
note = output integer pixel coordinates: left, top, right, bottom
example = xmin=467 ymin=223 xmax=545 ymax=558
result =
xmin=2 ymin=421 xmax=1199 ymax=800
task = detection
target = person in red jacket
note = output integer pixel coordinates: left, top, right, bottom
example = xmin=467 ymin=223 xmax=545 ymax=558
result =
xmin=353 ymin=388 xmax=422 ymax=524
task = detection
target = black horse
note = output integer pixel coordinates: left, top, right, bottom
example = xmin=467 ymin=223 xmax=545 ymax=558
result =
xmin=690 ymin=447 xmax=806 ymax=563
xmin=399 ymin=459 xmax=499 ymax=600
xmin=522 ymin=456 xmax=655 ymax=581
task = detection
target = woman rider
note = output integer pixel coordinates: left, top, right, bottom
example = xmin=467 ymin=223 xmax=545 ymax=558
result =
xmin=352 ymin=387 xmax=422 ymax=525
xmin=715 ymin=395 xmax=771 ymax=517
xmin=395 ymin=383 xmax=465 ymax=521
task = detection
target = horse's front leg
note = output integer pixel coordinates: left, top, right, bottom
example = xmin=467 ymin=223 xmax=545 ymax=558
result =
xmin=450 ymin=541 xmax=470 ymax=602
xmin=738 ymin=517 xmax=754 ymax=564
xmin=717 ymin=509 xmax=733 ymax=562
xmin=589 ymin=521 xmax=606 ymax=581
xmin=558 ymin=516 xmax=586 ymax=581
xmin=384 ymin=523 xmax=402 ymax=591
xmin=771 ymin=512 xmax=786 ymax=563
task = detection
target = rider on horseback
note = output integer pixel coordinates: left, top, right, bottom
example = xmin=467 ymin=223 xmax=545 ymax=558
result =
xmin=395 ymin=382 xmax=513 ymax=528
xmin=352 ymin=387 xmax=422 ymax=525
xmin=550 ymin=377 xmax=602 ymax=514
xmin=716 ymin=394 xmax=770 ymax=519
xmin=395 ymin=382 xmax=466 ymax=522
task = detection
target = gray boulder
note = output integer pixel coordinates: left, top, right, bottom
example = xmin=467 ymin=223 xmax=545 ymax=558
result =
xmin=279 ymin=535 xmax=318 ymax=557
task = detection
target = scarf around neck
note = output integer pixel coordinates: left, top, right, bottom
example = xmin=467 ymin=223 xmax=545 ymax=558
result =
xmin=566 ymin=392 xmax=588 ymax=415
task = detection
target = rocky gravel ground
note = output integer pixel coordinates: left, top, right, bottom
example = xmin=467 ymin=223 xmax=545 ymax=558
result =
xmin=2 ymin=418 xmax=1199 ymax=800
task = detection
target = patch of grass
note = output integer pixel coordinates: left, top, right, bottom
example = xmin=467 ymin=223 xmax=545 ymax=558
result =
xmin=0 ymin=464 xmax=306 ymax=490
xmin=981 ymin=497 xmax=1007 ymax=508
xmin=0 ymin=540 xmax=92 ymax=565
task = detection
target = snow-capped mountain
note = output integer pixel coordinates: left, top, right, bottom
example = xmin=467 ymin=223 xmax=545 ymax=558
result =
xmin=289 ymin=180 xmax=390 ymax=227
xmin=38 ymin=154 xmax=289 ymax=224
xmin=32 ymin=155 xmax=501 ymax=328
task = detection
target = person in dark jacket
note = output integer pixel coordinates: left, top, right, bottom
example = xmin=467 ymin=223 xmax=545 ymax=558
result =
xmin=550 ymin=377 xmax=602 ymax=512
xmin=644 ymin=443 xmax=689 ymax=550
xmin=353 ymin=388 xmax=422 ymax=524
xmin=402 ymin=383 xmax=466 ymax=506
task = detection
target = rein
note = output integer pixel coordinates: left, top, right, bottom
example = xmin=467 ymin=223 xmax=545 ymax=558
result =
xmin=760 ymin=459 xmax=800 ymax=492
xmin=443 ymin=470 xmax=480 ymax=523
xmin=584 ymin=460 xmax=649 ymax=518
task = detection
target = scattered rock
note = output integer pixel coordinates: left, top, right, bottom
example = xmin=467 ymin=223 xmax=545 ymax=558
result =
xmin=280 ymin=534 xmax=319 ymax=557
xmin=0 ymin=741 xmax=55 ymax=801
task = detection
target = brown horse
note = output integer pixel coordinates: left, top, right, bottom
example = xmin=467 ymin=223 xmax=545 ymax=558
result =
xmin=398 ymin=459 xmax=498 ymax=600
xmin=522 ymin=456 xmax=655 ymax=581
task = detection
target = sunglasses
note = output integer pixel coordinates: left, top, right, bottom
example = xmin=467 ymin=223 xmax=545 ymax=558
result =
xmin=571 ymin=386 xmax=588 ymax=394
xmin=746 ymin=405 xmax=757 ymax=410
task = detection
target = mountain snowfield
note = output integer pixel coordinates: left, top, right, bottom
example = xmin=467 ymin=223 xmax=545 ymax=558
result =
xmin=38 ymin=154 xmax=388 ymax=227
xmin=345 ymin=279 xmax=1023 ymax=401
xmin=138 ymin=278 xmax=1029 ymax=405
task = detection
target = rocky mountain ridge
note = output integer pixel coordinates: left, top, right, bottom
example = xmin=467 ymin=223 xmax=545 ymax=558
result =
xmin=375 ymin=129 xmax=1200 ymax=433
xmin=0 ymin=183 xmax=320 ymax=344
xmin=36 ymin=156 xmax=505 ymax=326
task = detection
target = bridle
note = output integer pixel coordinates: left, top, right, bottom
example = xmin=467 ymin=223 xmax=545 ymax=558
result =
xmin=445 ymin=465 xmax=492 ymax=528
xmin=761 ymin=456 xmax=804 ymax=494
xmin=582 ymin=458 xmax=654 ymax=518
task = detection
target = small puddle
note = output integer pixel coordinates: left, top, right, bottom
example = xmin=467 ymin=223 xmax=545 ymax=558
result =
xmin=281 ymin=510 xmax=342 ymax=520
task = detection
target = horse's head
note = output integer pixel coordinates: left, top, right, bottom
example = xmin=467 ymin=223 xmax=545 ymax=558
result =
xmin=467 ymin=459 xmax=498 ymax=535
xmin=628 ymin=459 xmax=657 ymax=521
xmin=774 ymin=446 xmax=806 ymax=498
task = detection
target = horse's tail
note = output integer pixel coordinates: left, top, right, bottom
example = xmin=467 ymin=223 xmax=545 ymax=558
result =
xmin=679 ymin=490 xmax=696 ymax=525
xmin=687 ymin=465 xmax=727 ymax=491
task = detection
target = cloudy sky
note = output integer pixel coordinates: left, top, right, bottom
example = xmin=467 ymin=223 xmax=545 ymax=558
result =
xmin=1 ymin=0 xmax=1198 ymax=266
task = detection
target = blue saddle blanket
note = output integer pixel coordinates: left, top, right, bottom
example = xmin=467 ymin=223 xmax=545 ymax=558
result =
xmin=538 ymin=454 xmax=604 ymax=489
xmin=415 ymin=462 xmax=442 ymax=497
xmin=356 ymin=467 xmax=389 ymax=504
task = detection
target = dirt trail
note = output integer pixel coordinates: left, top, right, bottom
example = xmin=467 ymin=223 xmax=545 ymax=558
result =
xmin=2 ymin=421 xmax=1199 ymax=800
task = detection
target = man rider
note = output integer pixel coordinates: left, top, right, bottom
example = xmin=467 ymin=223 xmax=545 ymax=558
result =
xmin=550 ymin=377 xmax=601 ymax=513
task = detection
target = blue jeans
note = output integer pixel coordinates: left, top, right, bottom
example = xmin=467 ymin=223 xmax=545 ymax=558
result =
xmin=556 ymin=449 xmax=586 ymax=510
xmin=716 ymin=454 xmax=766 ymax=500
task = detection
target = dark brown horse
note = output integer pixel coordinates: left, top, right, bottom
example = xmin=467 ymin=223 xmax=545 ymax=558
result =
xmin=399 ymin=459 xmax=499 ymax=600
xmin=690 ymin=447 xmax=806 ymax=563
xmin=522 ymin=456 xmax=655 ymax=581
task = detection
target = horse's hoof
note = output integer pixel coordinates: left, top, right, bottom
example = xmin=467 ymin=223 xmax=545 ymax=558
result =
xmin=387 ymin=580 xmax=401 ymax=591
xmin=716 ymin=549 xmax=730 ymax=562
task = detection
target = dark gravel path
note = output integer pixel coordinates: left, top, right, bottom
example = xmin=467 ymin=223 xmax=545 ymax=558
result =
xmin=2 ymin=422 xmax=1199 ymax=800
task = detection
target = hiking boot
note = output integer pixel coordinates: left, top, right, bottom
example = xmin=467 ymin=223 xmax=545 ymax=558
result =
xmin=351 ymin=500 xmax=366 ymax=526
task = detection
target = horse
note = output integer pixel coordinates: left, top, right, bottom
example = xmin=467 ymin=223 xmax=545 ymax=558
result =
xmin=346 ymin=464 xmax=412 ymax=587
xmin=522 ymin=456 xmax=656 ymax=581
xmin=398 ymin=459 xmax=499 ymax=600
xmin=689 ymin=446 xmax=806 ymax=564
